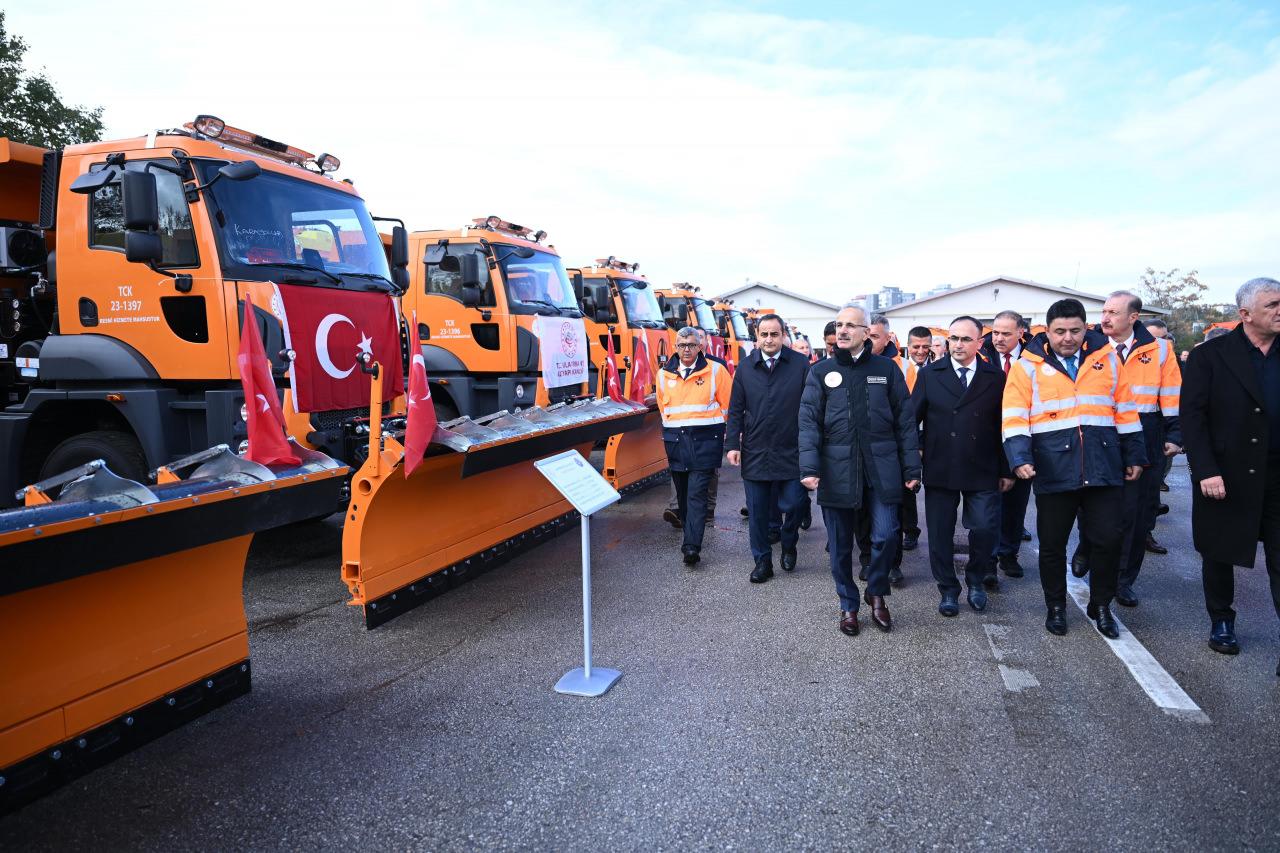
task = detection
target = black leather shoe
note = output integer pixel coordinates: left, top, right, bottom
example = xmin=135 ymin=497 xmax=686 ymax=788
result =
xmin=1160 ymin=481 xmax=1170 ymax=492
xmin=740 ymin=506 xmax=749 ymax=517
xmin=902 ymin=534 xmax=919 ymax=551
xmin=1022 ymin=528 xmax=1033 ymax=542
xmin=663 ymin=508 xmax=682 ymax=528
xmin=781 ymin=550 xmax=797 ymax=572
xmin=1208 ymin=619 xmax=1240 ymax=655
xmin=750 ymin=557 xmax=774 ymax=583
xmin=1157 ymin=504 xmax=1170 ymax=516
xmin=1071 ymin=553 xmax=1089 ymax=578
xmin=682 ymin=548 xmax=700 ymax=566
xmin=998 ymin=555 xmax=1024 ymax=578
xmin=858 ymin=565 xmax=868 ymax=582
xmin=889 ymin=566 xmax=904 ymax=586
xmin=799 ymin=514 xmax=812 ymax=531
xmin=1045 ymin=606 xmax=1067 ymax=635
xmin=1115 ymin=585 xmax=1138 ymax=607
xmin=839 ymin=610 xmax=859 ymax=636
xmin=967 ymin=587 xmax=988 ymax=612
xmin=1145 ymin=535 xmax=1167 ymax=555
xmin=982 ymin=573 xmax=999 ymax=591
xmin=938 ymin=593 xmax=959 ymax=617
xmin=768 ymin=530 xmax=782 ymax=545
xmin=1088 ymin=603 xmax=1120 ymax=639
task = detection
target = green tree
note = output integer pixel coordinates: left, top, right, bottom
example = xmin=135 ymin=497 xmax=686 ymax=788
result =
xmin=1139 ymin=267 xmax=1211 ymax=351
xmin=0 ymin=11 xmax=103 ymax=148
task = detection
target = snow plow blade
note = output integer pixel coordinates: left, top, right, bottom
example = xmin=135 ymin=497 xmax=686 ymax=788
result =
xmin=342 ymin=396 xmax=646 ymax=628
xmin=0 ymin=445 xmax=347 ymax=815
xmin=602 ymin=406 xmax=668 ymax=493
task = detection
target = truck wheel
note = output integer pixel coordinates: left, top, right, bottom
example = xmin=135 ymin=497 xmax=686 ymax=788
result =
xmin=432 ymin=398 xmax=459 ymax=424
xmin=40 ymin=430 xmax=150 ymax=486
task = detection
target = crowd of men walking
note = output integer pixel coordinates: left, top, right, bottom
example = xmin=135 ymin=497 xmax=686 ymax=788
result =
xmin=654 ymin=277 xmax=1280 ymax=676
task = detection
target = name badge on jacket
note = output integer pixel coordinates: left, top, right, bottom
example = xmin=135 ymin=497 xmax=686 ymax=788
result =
xmin=866 ymin=375 xmax=887 ymax=384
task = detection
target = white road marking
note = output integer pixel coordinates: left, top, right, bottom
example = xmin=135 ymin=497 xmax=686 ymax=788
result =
xmin=1035 ymin=546 xmax=1210 ymax=723
xmin=983 ymin=624 xmax=1041 ymax=692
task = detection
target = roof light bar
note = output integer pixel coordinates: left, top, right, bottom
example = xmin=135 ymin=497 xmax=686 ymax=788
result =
xmin=471 ymin=216 xmax=545 ymax=242
xmin=594 ymin=257 xmax=641 ymax=273
xmin=183 ymin=114 xmax=323 ymax=170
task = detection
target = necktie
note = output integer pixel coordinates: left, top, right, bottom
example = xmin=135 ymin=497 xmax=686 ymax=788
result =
xmin=682 ymin=367 xmax=692 ymax=379
xmin=958 ymin=366 xmax=969 ymax=387
xmin=1064 ymin=356 xmax=1078 ymax=380
xmin=1116 ymin=343 xmax=1127 ymax=363
xmin=765 ymin=357 xmax=775 ymax=372
xmin=1003 ymin=353 xmax=1011 ymax=375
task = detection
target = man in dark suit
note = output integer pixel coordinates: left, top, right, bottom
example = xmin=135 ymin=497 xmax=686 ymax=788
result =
xmin=1181 ymin=277 xmax=1280 ymax=673
xmin=981 ymin=310 xmax=1032 ymax=587
xmin=912 ymin=316 xmax=1013 ymax=615
xmin=725 ymin=313 xmax=810 ymax=583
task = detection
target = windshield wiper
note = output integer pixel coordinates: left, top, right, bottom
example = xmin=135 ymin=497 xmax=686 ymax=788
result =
xmin=245 ymin=261 xmax=342 ymax=286
xmin=518 ymin=298 xmax=563 ymax=314
xmin=342 ymin=271 xmax=400 ymax=294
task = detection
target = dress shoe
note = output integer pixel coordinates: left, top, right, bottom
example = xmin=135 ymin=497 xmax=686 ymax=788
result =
xmin=1160 ymin=481 xmax=1170 ymax=492
xmin=1045 ymin=606 xmax=1068 ymax=636
xmin=1208 ymin=619 xmax=1240 ymax=655
xmin=1021 ymin=528 xmax=1032 ymax=542
xmin=780 ymin=550 xmax=797 ymax=572
xmin=1071 ymin=553 xmax=1089 ymax=578
xmin=889 ymin=566 xmax=904 ymax=586
xmin=1087 ymin=603 xmax=1120 ymax=639
xmin=1156 ymin=504 xmax=1170 ymax=516
xmin=839 ymin=610 xmax=859 ymax=636
xmin=750 ymin=557 xmax=774 ymax=583
xmin=663 ymin=508 xmax=682 ymax=528
xmin=967 ymin=586 xmax=988 ymax=612
xmin=1145 ymin=535 xmax=1167 ymax=555
xmin=902 ymin=534 xmax=919 ymax=551
xmin=981 ymin=573 xmax=999 ymax=591
xmin=858 ymin=565 xmax=868 ymax=582
xmin=998 ymin=555 xmax=1024 ymax=578
xmin=863 ymin=592 xmax=892 ymax=632
xmin=1115 ymin=585 xmax=1139 ymax=607
xmin=768 ymin=530 xmax=782 ymax=545
xmin=682 ymin=547 xmax=700 ymax=566
xmin=739 ymin=506 xmax=749 ymax=517
xmin=938 ymin=593 xmax=959 ymax=617
xmin=799 ymin=515 xmax=812 ymax=531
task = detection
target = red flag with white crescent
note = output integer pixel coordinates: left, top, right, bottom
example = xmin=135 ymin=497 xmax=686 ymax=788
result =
xmin=403 ymin=311 xmax=438 ymax=478
xmin=603 ymin=332 xmax=624 ymax=402
xmin=629 ymin=334 xmax=654 ymax=404
xmin=273 ymin=283 xmax=404 ymax=413
xmin=238 ymin=296 xmax=299 ymax=466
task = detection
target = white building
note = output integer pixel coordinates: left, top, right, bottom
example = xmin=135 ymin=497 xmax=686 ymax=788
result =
xmin=881 ymin=275 xmax=1168 ymax=333
xmin=715 ymin=281 xmax=842 ymax=350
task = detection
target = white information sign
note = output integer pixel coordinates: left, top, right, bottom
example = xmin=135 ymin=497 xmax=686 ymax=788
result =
xmin=534 ymin=450 xmax=620 ymax=517
xmin=534 ymin=316 xmax=589 ymax=387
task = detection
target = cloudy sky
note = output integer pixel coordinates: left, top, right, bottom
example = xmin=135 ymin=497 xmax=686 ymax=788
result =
xmin=10 ymin=1 xmax=1278 ymax=302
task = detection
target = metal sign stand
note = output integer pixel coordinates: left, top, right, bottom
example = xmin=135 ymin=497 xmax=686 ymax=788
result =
xmin=533 ymin=450 xmax=622 ymax=698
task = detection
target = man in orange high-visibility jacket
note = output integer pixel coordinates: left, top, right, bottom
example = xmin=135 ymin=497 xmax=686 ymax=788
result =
xmin=1002 ymin=298 xmax=1147 ymax=640
xmin=657 ymin=326 xmax=733 ymax=566
xmin=1071 ymin=291 xmax=1182 ymax=607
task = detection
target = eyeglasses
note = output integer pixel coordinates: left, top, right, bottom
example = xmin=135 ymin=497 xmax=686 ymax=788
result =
xmin=676 ymin=342 xmax=699 ymax=349
xmin=948 ymin=335 xmax=975 ymax=344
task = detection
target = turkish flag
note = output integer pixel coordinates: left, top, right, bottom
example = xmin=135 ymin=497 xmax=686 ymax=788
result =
xmin=629 ymin=334 xmax=653 ymax=404
xmin=603 ymin=333 xmax=624 ymax=402
xmin=403 ymin=311 xmax=438 ymax=478
xmin=238 ymin=296 xmax=299 ymax=466
xmin=274 ymin=283 xmax=404 ymax=413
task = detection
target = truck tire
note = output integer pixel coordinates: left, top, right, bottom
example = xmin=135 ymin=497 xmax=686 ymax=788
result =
xmin=39 ymin=430 xmax=150 ymax=486
xmin=432 ymin=397 xmax=459 ymax=424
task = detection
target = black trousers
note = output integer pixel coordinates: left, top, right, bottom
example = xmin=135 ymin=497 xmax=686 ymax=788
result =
xmin=995 ymin=476 xmax=1032 ymax=559
xmin=925 ymin=486 xmax=1000 ymax=595
xmin=1203 ymin=457 xmax=1280 ymax=622
xmin=1037 ymin=486 xmax=1125 ymax=608
xmin=671 ymin=469 xmax=713 ymax=553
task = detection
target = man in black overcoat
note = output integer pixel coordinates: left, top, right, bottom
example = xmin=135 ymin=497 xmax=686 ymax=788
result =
xmin=1181 ymin=277 xmax=1280 ymax=672
xmin=911 ymin=316 xmax=1014 ymax=616
xmin=725 ymin=313 xmax=809 ymax=583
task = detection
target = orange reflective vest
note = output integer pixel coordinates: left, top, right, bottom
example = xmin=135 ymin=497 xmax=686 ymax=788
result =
xmin=1103 ymin=323 xmax=1183 ymax=458
xmin=894 ymin=355 xmax=926 ymax=393
xmin=657 ymin=354 xmax=732 ymax=429
xmin=1001 ymin=330 xmax=1148 ymax=493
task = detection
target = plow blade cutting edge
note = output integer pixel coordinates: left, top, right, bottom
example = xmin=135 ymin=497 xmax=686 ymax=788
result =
xmin=0 ymin=445 xmax=347 ymax=815
xmin=341 ymin=378 xmax=646 ymax=629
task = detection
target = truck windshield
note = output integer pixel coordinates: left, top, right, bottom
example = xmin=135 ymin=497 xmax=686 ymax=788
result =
xmin=201 ymin=163 xmax=392 ymax=283
xmin=692 ymin=298 xmax=717 ymax=332
xmin=729 ymin=310 xmax=750 ymax=339
xmin=618 ymin=280 xmax=663 ymax=325
xmin=497 ymin=248 xmax=579 ymax=312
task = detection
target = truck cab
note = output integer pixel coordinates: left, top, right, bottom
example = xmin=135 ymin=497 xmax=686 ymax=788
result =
xmin=0 ymin=116 xmax=406 ymax=504
xmin=656 ymin=284 xmax=724 ymax=364
xmin=398 ymin=217 xmax=585 ymax=420
xmin=713 ymin=300 xmax=753 ymax=367
xmin=568 ymin=257 xmax=666 ymax=399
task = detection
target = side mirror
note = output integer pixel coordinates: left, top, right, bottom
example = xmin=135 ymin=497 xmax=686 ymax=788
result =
xmin=570 ymin=271 xmax=584 ymax=303
xmin=121 ymin=171 xmax=159 ymax=231
xmin=594 ymin=305 xmax=615 ymax=324
xmin=390 ymin=225 xmax=409 ymax=270
xmin=458 ymin=253 xmax=484 ymax=288
xmin=218 ymin=160 xmax=261 ymax=182
xmin=461 ymin=284 xmax=481 ymax=308
xmin=125 ymin=231 xmax=163 ymax=264
xmin=581 ymin=295 xmax=596 ymax=315
xmin=69 ymin=167 xmax=120 ymax=195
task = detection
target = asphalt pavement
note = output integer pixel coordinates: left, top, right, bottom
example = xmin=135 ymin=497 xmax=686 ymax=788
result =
xmin=3 ymin=457 xmax=1278 ymax=850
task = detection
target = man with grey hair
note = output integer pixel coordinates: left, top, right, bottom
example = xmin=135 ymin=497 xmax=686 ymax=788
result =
xmin=982 ymin=309 xmax=1033 ymax=584
xmin=1182 ymin=277 xmax=1280 ymax=672
xmin=662 ymin=327 xmax=727 ymax=526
